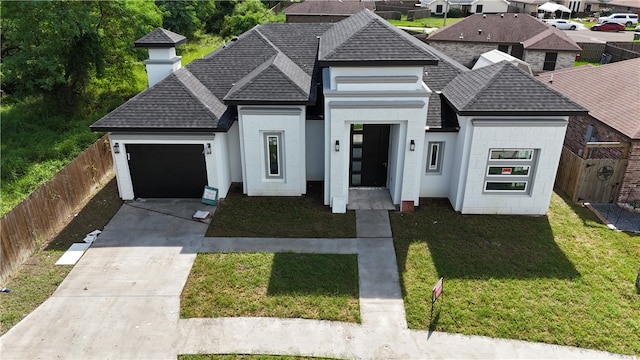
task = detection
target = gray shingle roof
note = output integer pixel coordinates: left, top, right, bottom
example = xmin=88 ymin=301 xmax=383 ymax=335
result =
xmin=90 ymin=68 xmax=226 ymax=132
xmin=134 ymin=28 xmax=186 ymax=48
xmin=284 ymin=0 xmax=374 ymax=15
xmin=224 ymin=52 xmax=312 ymax=104
xmin=319 ymin=9 xmax=439 ymax=65
xmin=422 ymin=46 xmax=468 ymax=130
xmin=442 ymin=61 xmax=587 ymax=115
xmin=428 ymin=14 xmax=582 ymax=52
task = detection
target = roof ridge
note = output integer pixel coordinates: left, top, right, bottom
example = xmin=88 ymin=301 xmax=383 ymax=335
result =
xmin=272 ymin=52 xmax=312 ymax=96
xmin=459 ymin=61 xmax=507 ymax=109
xmin=174 ymin=68 xmax=224 ymax=121
xmin=322 ymin=12 xmax=375 ymax=60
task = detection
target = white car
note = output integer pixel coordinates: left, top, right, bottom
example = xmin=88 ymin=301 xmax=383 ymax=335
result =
xmin=597 ymin=13 xmax=638 ymax=27
xmin=546 ymin=19 xmax=577 ymax=30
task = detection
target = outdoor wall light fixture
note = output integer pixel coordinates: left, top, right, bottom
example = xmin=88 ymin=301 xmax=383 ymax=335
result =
xmin=113 ymin=143 xmax=120 ymax=154
xmin=410 ymin=140 xmax=416 ymax=152
xmin=206 ymin=143 xmax=212 ymax=154
xmin=335 ymin=140 xmax=340 ymax=152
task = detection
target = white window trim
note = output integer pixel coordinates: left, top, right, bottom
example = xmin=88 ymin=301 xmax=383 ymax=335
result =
xmin=263 ymin=132 xmax=284 ymax=180
xmin=426 ymin=141 xmax=444 ymax=174
xmin=484 ymin=149 xmax=536 ymax=194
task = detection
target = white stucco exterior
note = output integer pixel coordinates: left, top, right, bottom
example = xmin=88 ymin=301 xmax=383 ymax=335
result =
xmin=238 ymin=106 xmax=307 ymax=196
xmin=108 ymin=132 xmax=229 ymax=200
xmin=449 ymin=117 xmax=568 ymax=215
xmin=421 ymin=132 xmax=458 ymax=197
xmin=144 ymin=48 xmax=182 ymax=88
xmin=322 ymin=66 xmax=431 ymax=213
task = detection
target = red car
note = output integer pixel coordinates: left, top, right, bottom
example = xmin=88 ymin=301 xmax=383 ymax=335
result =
xmin=591 ymin=22 xmax=626 ymax=32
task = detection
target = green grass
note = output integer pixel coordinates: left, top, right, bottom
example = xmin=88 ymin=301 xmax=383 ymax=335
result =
xmin=390 ymin=192 xmax=640 ymax=355
xmin=0 ymin=179 xmax=123 ymax=335
xmin=179 ymin=355 xmax=333 ymax=360
xmin=574 ymin=60 xmax=600 ymax=67
xmin=0 ymin=33 xmax=221 ymax=216
xmin=387 ymin=16 xmax=463 ymax=28
xmin=180 ymin=253 xmax=360 ymax=323
xmin=206 ymin=183 xmax=356 ymax=238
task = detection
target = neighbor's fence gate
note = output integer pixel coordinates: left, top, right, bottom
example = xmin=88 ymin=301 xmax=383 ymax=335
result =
xmin=0 ymin=135 xmax=114 ymax=282
xmin=556 ymin=145 xmax=628 ymax=203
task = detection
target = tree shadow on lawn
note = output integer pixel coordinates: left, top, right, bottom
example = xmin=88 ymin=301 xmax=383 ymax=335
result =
xmin=391 ymin=198 xmax=580 ymax=280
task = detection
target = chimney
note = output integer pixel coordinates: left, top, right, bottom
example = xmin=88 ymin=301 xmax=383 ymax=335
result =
xmin=134 ymin=28 xmax=187 ymax=88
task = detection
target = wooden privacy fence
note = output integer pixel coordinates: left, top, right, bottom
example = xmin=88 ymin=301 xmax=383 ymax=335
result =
xmin=556 ymin=146 xmax=628 ymax=203
xmin=1 ymin=135 xmax=114 ymax=282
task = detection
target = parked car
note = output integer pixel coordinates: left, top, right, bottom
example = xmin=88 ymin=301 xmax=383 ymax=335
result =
xmin=546 ymin=19 xmax=577 ymax=30
xmin=590 ymin=22 xmax=626 ymax=32
xmin=597 ymin=13 xmax=638 ymax=27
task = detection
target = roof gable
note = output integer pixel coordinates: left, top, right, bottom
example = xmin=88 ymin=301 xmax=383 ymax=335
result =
xmin=428 ymin=14 xmax=581 ymax=51
xmin=537 ymin=58 xmax=640 ymax=139
xmin=134 ymin=27 xmax=186 ymax=48
xmin=319 ymin=9 xmax=438 ymax=65
xmin=442 ymin=61 xmax=587 ymax=115
xmin=224 ymin=52 xmax=312 ymax=104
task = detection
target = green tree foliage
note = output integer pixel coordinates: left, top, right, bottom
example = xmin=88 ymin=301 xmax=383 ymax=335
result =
xmin=156 ymin=0 xmax=216 ymax=39
xmin=221 ymin=0 xmax=278 ymax=38
xmin=0 ymin=0 xmax=162 ymax=110
xmin=203 ymin=0 xmax=237 ymax=35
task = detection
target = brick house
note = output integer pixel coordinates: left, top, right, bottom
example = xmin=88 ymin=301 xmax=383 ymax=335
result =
xmin=284 ymin=0 xmax=375 ymax=23
xmin=537 ymin=58 xmax=640 ymax=204
xmin=425 ymin=13 xmax=582 ymax=73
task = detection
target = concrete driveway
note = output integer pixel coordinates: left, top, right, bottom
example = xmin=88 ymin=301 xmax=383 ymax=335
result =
xmin=0 ymin=200 xmax=210 ymax=359
xmin=1 ymin=200 xmax=635 ymax=359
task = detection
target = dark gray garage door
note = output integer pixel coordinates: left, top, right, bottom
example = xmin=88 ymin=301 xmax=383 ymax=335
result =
xmin=127 ymin=144 xmax=207 ymax=198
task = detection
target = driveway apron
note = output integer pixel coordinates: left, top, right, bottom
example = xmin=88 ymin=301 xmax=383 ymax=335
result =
xmin=0 ymin=202 xmax=634 ymax=359
xmin=0 ymin=200 xmax=209 ymax=360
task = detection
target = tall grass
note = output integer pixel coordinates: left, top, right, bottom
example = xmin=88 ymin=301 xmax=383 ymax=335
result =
xmin=0 ymin=34 xmax=221 ymax=216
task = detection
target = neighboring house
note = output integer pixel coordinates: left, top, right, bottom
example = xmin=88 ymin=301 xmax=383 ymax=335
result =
xmin=284 ymin=0 xmax=375 ymax=23
xmin=420 ymin=0 xmax=511 ymax=15
xmin=537 ymin=58 xmax=640 ymax=204
xmin=425 ymin=13 xmax=582 ymax=72
xmin=584 ymin=0 xmax=613 ymax=13
xmin=607 ymin=0 xmax=640 ymax=13
xmin=507 ymin=0 xmax=548 ymax=15
xmin=91 ymin=10 xmax=586 ymax=215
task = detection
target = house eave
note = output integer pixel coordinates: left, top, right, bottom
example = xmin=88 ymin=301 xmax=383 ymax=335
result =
xmin=89 ymin=126 xmax=230 ymax=133
xmin=457 ymin=110 xmax=588 ymax=116
xmin=319 ymin=59 xmax=439 ymax=67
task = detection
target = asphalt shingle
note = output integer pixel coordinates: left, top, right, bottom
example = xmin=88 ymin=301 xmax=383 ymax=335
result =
xmin=537 ymin=58 xmax=640 ymax=139
xmin=428 ymin=13 xmax=581 ymax=51
xmin=90 ymin=68 xmax=224 ymax=131
xmin=134 ymin=27 xmax=186 ymax=48
xmin=319 ymin=9 xmax=439 ymax=65
xmin=442 ymin=61 xmax=587 ymax=115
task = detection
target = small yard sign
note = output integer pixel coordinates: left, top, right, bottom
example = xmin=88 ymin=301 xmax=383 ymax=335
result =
xmin=432 ymin=277 xmax=443 ymax=304
xmin=202 ymin=186 xmax=219 ymax=206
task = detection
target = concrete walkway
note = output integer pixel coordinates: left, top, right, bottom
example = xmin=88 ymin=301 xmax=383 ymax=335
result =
xmin=0 ymin=201 xmax=635 ymax=359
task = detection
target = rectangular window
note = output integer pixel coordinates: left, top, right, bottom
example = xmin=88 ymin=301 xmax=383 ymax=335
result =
xmin=484 ymin=148 xmax=536 ymax=194
xmin=475 ymin=4 xmax=483 ymax=13
xmin=264 ymin=132 xmax=283 ymax=179
xmin=498 ymin=45 xmax=509 ymax=53
xmin=543 ymin=52 xmax=558 ymax=71
xmin=436 ymin=4 xmax=443 ymax=13
xmin=426 ymin=141 xmax=444 ymax=174
xmin=489 ymin=149 xmax=533 ymax=160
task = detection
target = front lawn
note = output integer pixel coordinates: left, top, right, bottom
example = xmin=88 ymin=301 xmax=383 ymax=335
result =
xmin=206 ymin=183 xmax=356 ymax=238
xmin=180 ymin=253 xmax=360 ymax=323
xmin=390 ymin=192 xmax=640 ymax=355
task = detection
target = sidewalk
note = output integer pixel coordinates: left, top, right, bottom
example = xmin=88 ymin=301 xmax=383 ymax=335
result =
xmin=0 ymin=202 xmax=635 ymax=359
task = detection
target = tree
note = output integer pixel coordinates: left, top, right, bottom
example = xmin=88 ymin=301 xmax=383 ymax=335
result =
xmin=156 ymin=0 xmax=216 ymax=39
xmin=0 ymin=1 xmax=162 ymax=109
xmin=221 ymin=0 xmax=277 ymax=38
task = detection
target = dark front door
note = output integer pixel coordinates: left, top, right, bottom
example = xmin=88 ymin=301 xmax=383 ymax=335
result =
xmin=350 ymin=124 xmax=390 ymax=187
xmin=127 ymin=144 xmax=207 ymax=198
